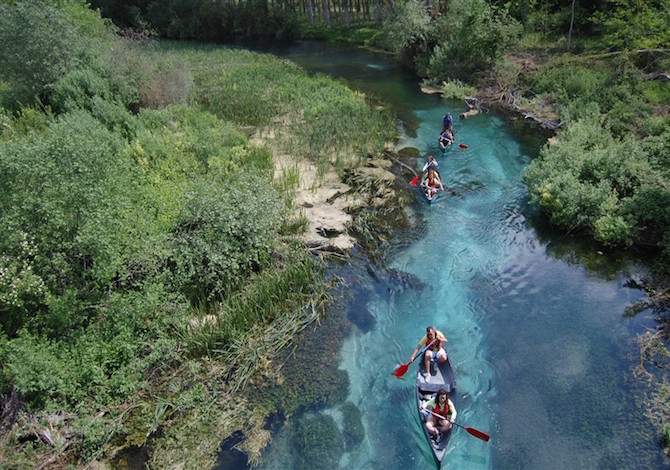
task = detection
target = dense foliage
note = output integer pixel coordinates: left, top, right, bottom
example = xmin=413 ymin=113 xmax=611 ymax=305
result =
xmin=0 ymin=1 xmax=396 ymax=467
xmin=522 ymin=56 xmax=670 ymax=262
xmin=381 ymin=0 xmax=522 ymax=79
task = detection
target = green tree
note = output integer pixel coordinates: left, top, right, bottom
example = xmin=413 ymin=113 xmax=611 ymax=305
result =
xmin=427 ymin=0 xmax=522 ymax=80
xmin=593 ymin=0 xmax=670 ymax=50
xmin=0 ymin=0 xmax=116 ymax=111
xmin=382 ymin=0 xmax=433 ymax=71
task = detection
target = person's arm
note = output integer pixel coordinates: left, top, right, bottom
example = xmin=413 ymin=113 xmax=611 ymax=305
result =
xmin=420 ymin=397 xmax=436 ymax=410
xmin=410 ymin=344 xmax=421 ymax=362
xmin=436 ymin=175 xmax=445 ymax=191
xmin=448 ymin=399 xmax=457 ymax=423
xmin=410 ymin=336 xmax=427 ymax=362
xmin=437 ymin=330 xmax=447 ymax=342
xmin=422 ymin=162 xmax=429 ymax=172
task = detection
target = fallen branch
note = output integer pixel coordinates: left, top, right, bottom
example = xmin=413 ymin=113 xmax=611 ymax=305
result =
xmin=644 ymin=71 xmax=670 ymax=82
xmin=385 ymin=151 xmax=418 ymax=178
xmin=461 ymin=96 xmax=482 ymax=119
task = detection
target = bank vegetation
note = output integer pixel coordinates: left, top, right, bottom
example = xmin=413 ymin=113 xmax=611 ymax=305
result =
xmin=0 ymin=1 xmax=402 ymax=467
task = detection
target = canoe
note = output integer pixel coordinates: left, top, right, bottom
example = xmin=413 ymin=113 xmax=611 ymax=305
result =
xmin=438 ymin=138 xmax=452 ymax=151
xmin=416 ymin=355 xmax=457 ymax=468
xmin=420 ymin=170 xmax=442 ymax=204
xmin=423 ymin=185 xmax=438 ymax=203
xmin=438 ymin=133 xmax=453 ymax=152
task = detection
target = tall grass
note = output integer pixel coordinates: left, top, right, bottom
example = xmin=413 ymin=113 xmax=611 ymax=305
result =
xmin=133 ymin=41 xmax=397 ymax=177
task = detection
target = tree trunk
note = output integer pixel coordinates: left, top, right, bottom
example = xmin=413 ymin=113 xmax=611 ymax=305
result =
xmin=322 ymin=0 xmax=331 ymax=27
xmin=307 ymin=0 xmax=315 ymax=27
xmin=567 ymin=0 xmax=576 ymax=52
xmin=344 ymin=0 xmax=350 ymax=28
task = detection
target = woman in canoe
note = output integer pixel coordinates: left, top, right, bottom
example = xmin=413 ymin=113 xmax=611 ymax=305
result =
xmin=421 ymin=168 xmax=445 ymax=200
xmin=422 ymin=154 xmax=439 ymax=173
xmin=420 ymin=388 xmax=457 ymax=443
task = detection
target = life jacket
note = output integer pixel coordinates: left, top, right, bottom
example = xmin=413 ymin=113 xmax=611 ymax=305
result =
xmin=427 ymin=335 xmax=443 ymax=351
xmin=426 ymin=175 xmax=437 ymax=188
xmin=433 ymin=399 xmax=452 ymax=419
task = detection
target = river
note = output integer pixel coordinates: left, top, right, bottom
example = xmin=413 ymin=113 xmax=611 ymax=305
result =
xmin=219 ymin=40 xmax=665 ymax=470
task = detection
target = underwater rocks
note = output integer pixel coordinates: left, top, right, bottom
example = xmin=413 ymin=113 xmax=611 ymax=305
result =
xmin=388 ymin=268 xmax=428 ymax=292
xmin=346 ymin=306 xmax=376 ymax=333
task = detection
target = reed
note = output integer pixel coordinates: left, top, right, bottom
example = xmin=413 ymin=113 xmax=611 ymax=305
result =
xmin=133 ymin=41 xmax=396 ymax=174
xmin=277 ymin=163 xmax=301 ymax=193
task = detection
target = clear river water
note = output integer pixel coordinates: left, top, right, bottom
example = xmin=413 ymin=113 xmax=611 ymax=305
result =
xmin=218 ymin=40 xmax=665 ymax=470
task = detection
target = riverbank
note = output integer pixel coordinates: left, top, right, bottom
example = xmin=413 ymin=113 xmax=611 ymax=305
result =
xmin=112 ymin=43 xmax=415 ymax=469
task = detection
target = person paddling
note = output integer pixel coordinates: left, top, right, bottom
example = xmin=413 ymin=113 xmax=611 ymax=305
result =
xmin=410 ymin=326 xmax=448 ymax=382
xmin=421 ymin=168 xmax=444 ymax=199
xmin=442 ymin=112 xmax=453 ymax=134
xmin=422 ymin=155 xmax=439 ymax=173
xmin=420 ymin=387 xmax=457 ymax=443
xmin=438 ymin=129 xmax=454 ymax=150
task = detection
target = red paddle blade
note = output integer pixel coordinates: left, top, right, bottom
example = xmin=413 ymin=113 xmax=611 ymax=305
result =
xmin=393 ymin=363 xmax=409 ymax=378
xmin=410 ymin=176 xmax=419 ymax=186
xmin=458 ymin=143 xmax=468 ymax=149
xmin=465 ymin=426 xmax=490 ymax=442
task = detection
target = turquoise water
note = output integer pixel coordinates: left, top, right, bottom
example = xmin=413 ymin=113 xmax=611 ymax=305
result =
xmin=221 ymin=41 xmax=665 ymax=469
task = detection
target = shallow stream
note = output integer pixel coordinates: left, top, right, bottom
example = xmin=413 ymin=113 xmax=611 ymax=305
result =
xmin=220 ymin=41 xmax=664 ymax=470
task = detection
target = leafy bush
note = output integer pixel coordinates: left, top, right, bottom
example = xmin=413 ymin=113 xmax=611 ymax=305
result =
xmin=0 ymin=1 xmax=79 ymax=108
xmin=641 ymin=80 xmax=670 ymax=105
xmin=621 ymin=186 xmax=670 ymax=254
xmin=382 ymin=0 xmax=433 ymax=72
xmin=592 ymin=0 xmax=670 ymax=51
xmin=440 ymin=79 xmax=477 ymax=99
xmin=0 ymin=0 xmax=116 ymax=111
xmin=0 ymin=110 xmax=143 ymax=336
xmin=426 ymin=0 xmax=522 ymax=80
xmin=171 ymin=181 xmax=286 ymax=304
xmin=530 ymin=64 xmax=608 ymax=104
xmin=0 ymin=233 xmax=47 ymax=336
xmin=52 ymin=65 xmax=114 ymax=112
xmin=524 ymin=116 xmax=657 ymax=246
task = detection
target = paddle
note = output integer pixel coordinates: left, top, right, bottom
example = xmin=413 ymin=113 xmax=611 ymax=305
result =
xmin=393 ymin=339 xmax=436 ymax=378
xmin=458 ymin=143 xmax=468 ymax=149
xmin=410 ymin=175 xmax=419 ymax=186
xmin=423 ymin=409 xmax=490 ymax=442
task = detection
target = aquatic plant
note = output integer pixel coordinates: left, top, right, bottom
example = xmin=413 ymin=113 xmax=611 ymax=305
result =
xmin=293 ymin=414 xmax=344 ymax=469
xmin=258 ymin=296 xmax=351 ymax=414
xmin=340 ymin=401 xmax=365 ymax=450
